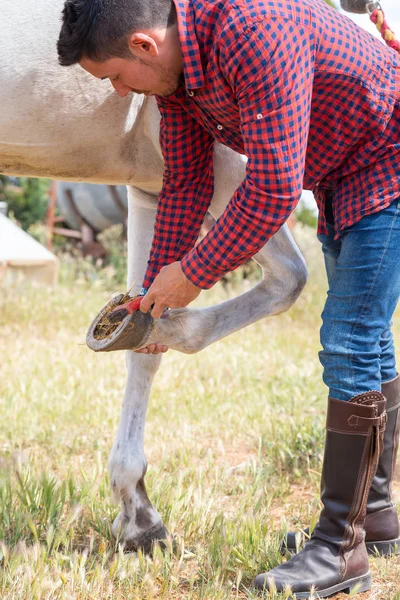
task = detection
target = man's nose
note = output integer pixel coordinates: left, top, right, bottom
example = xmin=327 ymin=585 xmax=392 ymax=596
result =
xmin=111 ymin=81 xmax=131 ymax=97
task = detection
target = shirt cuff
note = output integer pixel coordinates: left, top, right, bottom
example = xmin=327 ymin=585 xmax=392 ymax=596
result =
xmin=181 ymin=248 xmax=223 ymax=290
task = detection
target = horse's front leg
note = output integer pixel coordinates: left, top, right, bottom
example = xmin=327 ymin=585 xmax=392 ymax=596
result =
xmin=142 ymin=223 xmax=307 ymax=353
xmin=108 ymin=187 xmax=168 ymax=552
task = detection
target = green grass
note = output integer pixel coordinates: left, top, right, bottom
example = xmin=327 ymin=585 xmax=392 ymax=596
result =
xmin=1 ymin=228 xmax=399 ymax=599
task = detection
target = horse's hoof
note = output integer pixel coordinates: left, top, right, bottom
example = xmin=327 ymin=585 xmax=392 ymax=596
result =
xmin=86 ymin=294 xmax=153 ymax=352
xmin=124 ymin=524 xmax=171 ymax=554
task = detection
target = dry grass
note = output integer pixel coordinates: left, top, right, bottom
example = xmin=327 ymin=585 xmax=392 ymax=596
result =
xmin=0 ymin=228 xmax=399 ymax=599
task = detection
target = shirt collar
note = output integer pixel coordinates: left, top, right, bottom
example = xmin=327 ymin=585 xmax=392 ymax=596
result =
xmin=173 ymin=0 xmax=205 ymax=91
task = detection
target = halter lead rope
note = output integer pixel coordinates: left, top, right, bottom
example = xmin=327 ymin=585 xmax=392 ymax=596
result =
xmin=339 ymin=1 xmax=400 ymax=54
xmin=366 ymin=2 xmax=400 ymax=53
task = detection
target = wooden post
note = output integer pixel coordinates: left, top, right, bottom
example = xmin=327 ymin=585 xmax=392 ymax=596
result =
xmin=46 ymin=180 xmax=57 ymax=251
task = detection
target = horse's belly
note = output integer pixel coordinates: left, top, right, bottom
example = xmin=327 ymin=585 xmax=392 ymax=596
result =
xmin=0 ymin=143 xmax=129 ymax=184
xmin=0 ymin=125 xmax=164 ymax=190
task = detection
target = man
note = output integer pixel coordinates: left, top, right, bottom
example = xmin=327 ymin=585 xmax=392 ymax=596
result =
xmin=58 ymin=0 xmax=400 ymax=596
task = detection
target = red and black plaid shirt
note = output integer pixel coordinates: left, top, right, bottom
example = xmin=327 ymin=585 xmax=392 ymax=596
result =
xmin=143 ymin=0 xmax=400 ymax=290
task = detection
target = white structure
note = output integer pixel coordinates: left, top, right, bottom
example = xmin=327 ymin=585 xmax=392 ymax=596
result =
xmin=0 ymin=213 xmax=58 ymax=285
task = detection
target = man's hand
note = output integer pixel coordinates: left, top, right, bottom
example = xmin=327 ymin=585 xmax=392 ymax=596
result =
xmin=140 ymin=261 xmax=201 ymax=319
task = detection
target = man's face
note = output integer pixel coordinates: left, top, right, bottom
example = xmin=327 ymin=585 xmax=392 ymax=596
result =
xmin=81 ymin=56 xmax=181 ymax=97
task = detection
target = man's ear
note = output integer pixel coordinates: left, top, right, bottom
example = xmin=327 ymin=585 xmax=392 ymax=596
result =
xmin=129 ymin=33 xmax=160 ymax=58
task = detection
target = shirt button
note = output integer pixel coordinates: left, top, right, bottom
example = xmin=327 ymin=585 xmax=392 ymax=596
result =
xmin=187 ymin=90 xmax=195 ymax=97
xmin=217 ymin=124 xmax=223 ymax=130
xmin=257 ymin=113 xmax=263 ymax=119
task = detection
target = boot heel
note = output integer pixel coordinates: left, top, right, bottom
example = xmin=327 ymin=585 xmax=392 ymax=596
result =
xmin=345 ymin=573 xmax=371 ymax=594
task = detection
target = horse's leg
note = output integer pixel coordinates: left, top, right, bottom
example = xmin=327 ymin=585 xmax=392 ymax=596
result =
xmin=143 ymin=224 xmax=307 ymax=353
xmin=140 ymin=145 xmax=308 ymax=353
xmin=108 ymin=186 xmax=167 ymax=552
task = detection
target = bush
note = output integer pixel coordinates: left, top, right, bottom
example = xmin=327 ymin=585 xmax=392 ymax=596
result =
xmin=296 ymin=204 xmax=318 ymax=229
xmin=0 ymin=176 xmax=50 ymax=231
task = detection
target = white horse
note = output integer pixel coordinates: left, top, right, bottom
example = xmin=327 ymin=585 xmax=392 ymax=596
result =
xmin=1 ymin=0 xmax=307 ymax=551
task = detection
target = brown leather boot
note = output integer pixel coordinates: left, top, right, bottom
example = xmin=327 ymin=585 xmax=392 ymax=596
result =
xmin=282 ymin=376 xmax=400 ymax=557
xmin=255 ymin=392 xmax=387 ymax=599
xmin=365 ymin=376 xmax=400 ymax=553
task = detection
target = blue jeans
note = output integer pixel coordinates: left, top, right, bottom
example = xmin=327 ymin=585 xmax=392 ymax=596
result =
xmin=318 ymin=197 xmax=400 ymax=401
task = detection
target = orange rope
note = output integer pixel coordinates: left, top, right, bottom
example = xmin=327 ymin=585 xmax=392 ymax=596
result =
xmin=369 ymin=7 xmax=400 ymax=53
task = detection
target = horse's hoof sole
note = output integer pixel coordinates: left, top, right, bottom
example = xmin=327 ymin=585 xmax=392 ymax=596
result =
xmin=86 ymin=294 xmax=153 ymax=352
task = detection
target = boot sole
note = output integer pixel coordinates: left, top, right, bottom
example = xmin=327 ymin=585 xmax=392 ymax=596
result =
xmin=367 ymin=537 xmax=400 ymax=556
xmin=277 ymin=572 xmax=371 ymax=599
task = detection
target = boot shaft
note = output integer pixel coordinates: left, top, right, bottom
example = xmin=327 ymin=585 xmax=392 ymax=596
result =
xmin=368 ymin=376 xmax=400 ymax=512
xmin=315 ymin=392 xmax=387 ymax=551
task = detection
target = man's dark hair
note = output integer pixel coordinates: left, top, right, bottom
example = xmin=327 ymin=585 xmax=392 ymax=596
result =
xmin=57 ymin=0 xmax=176 ymax=66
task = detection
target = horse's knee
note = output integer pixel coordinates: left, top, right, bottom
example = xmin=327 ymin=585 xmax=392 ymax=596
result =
xmin=290 ymin=258 xmax=308 ymax=301
xmin=265 ymin=257 xmax=308 ymax=314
